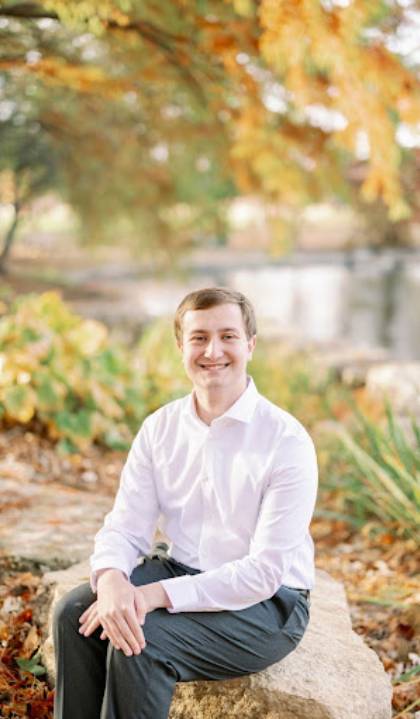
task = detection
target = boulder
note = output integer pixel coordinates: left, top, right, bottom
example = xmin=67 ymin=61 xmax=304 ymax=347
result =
xmin=0 ymin=478 xmax=113 ymax=570
xmin=41 ymin=563 xmax=392 ymax=719
xmin=366 ymin=362 xmax=420 ymax=418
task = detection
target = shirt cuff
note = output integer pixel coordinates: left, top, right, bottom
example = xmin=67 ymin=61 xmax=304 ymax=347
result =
xmin=159 ymin=574 xmax=200 ymax=613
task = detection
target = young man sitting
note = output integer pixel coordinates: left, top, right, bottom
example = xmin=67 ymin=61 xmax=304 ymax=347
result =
xmin=53 ymin=286 xmax=318 ymax=719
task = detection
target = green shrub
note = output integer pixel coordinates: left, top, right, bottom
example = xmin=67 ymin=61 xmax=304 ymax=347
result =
xmin=0 ymin=291 xmax=147 ymax=451
xmin=133 ymin=317 xmax=190 ymax=412
xmin=249 ymin=342 xmax=338 ymax=429
xmin=318 ymin=406 xmax=420 ymax=539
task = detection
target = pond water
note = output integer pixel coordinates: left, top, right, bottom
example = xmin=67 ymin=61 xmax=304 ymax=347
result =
xmin=226 ymin=254 xmax=420 ymax=359
xmin=70 ymin=248 xmax=420 ymax=360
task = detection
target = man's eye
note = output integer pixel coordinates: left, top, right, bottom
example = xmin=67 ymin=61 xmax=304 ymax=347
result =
xmin=223 ymin=334 xmax=235 ymax=339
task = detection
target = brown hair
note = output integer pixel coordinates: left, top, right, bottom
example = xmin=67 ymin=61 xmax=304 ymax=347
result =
xmin=174 ymin=287 xmax=257 ymax=344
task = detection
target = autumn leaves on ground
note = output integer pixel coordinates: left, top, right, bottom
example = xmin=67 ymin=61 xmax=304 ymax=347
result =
xmin=0 ymin=292 xmax=419 ymax=718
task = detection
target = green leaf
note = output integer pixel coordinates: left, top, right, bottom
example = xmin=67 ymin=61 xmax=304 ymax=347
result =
xmin=36 ymin=378 xmax=59 ymax=409
xmin=22 ymin=327 xmax=41 ymax=343
xmin=55 ymin=409 xmax=92 ymax=438
xmin=16 ymin=650 xmax=46 ymax=676
xmin=392 ymin=665 xmax=420 ymax=684
xmin=103 ymin=430 xmax=130 ymax=451
xmin=4 ymin=384 xmax=35 ymax=422
xmin=56 ymin=437 xmax=78 ymax=454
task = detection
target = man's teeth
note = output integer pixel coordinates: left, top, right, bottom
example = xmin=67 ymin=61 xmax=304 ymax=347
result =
xmin=200 ymin=364 xmax=229 ymax=367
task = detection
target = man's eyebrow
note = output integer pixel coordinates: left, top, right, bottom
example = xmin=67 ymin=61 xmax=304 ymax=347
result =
xmin=187 ymin=327 xmax=240 ymax=335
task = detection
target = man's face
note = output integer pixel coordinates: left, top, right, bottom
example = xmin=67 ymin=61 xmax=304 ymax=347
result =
xmin=179 ymin=303 xmax=256 ymax=392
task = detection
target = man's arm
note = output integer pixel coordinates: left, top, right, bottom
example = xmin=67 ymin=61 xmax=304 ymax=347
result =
xmin=89 ymin=417 xmax=160 ymax=592
xmin=159 ymin=432 xmax=318 ymax=613
xmin=83 ymin=418 xmax=163 ymax=655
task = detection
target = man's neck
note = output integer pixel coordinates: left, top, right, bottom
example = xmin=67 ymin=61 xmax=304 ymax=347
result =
xmin=193 ymin=378 xmax=248 ymax=426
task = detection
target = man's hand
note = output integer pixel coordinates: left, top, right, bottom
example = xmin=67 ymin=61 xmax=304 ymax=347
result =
xmin=80 ymin=569 xmax=146 ymax=657
xmin=78 ymin=569 xmax=172 ymax=656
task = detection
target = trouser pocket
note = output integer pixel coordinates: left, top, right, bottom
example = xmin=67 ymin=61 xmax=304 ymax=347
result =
xmin=271 ymin=586 xmax=310 ymax=646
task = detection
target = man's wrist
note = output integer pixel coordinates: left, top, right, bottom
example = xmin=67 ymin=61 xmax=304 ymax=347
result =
xmin=96 ymin=568 xmax=128 ymax=586
xmin=139 ymin=582 xmax=173 ymax=612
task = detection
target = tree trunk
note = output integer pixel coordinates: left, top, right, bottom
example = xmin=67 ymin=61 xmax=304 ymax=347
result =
xmin=0 ymin=202 xmax=20 ymax=274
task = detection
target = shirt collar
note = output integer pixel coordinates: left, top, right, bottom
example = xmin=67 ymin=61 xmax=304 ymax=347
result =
xmin=185 ymin=375 xmax=260 ymax=426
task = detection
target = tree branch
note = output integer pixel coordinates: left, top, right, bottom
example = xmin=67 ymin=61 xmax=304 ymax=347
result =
xmin=0 ymin=3 xmax=208 ymax=104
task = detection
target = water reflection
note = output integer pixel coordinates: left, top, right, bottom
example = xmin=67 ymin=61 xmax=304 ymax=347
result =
xmin=226 ymin=257 xmax=420 ymax=359
xmin=70 ymin=251 xmax=420 ymax=360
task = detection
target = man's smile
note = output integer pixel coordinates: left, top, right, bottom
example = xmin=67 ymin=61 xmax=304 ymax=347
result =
xmin=198 ymin=363 xmax=231 ymax=369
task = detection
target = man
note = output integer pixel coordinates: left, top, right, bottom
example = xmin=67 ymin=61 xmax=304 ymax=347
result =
xmin=53 ymin=287 xmax=318 ymax=719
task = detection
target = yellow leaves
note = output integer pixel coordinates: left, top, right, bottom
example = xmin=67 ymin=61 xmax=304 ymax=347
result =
xmin=0 ymin=292 xmax=147 ymax=450
xmin=24 ymin=57 xmax=133 ymax=98
xmin=21 ymin=625 xmax=41 ymax=661
xmin=3 ymin=385 xmax=36 ymax=423
xmin=255 ymin=0 xmax=416 ymax=217
xmin=89 ymin=381 xmax=124 ymax=419
xmin=231 ymin=0 xmax=255 ymax=18
xmin=259 ymin=1 xmax=305 ymax=73
xmin=66 ymin=320 xmax=108 ymax=356
xmin=24 ymin=291 xmax=77 ymax=331
xmin=3 ymin=0 xmax=417 ymax=223
xmin=361 ymin=168 xmax=411 ymax=222
xmin=108 ymin=7 xmax=131 ymax=27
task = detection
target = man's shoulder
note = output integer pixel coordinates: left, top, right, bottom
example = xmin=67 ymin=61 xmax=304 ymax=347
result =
xmin=255 ymin=392 xmax=313 ymax=444
xmin=143 ymin=393 xmax=189 ymax=429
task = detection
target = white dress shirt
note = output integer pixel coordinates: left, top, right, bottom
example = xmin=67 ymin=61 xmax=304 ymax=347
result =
xmin=89 ymin=376 xmax=318 ymax=612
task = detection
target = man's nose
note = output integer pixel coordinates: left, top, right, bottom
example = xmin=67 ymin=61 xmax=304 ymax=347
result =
xmin=203 ymin=337 xmax=224 ymax=358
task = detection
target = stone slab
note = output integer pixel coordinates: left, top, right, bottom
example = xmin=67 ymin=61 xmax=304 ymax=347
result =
xmin=0 ymin=478 xmax=112 ymax=569
xmin=41 ymin=562 xmax=392 ymax=719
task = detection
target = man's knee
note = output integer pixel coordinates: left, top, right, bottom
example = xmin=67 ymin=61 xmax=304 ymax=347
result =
xmin=53 ymin=583 xmax=93 ymax=633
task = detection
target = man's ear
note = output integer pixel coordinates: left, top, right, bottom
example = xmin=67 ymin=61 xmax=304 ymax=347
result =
xmin=247 ymin=335 xmax=256 ymax=358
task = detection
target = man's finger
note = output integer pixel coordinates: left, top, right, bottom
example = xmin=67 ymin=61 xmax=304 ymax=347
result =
xmin=80 ymin=614 xmax=101 ymax=637
xmin=102 ymin=615 xmax=138 ymax=656
xmin=79 ymin=602 xmax=97 ymax=623
xmin=125 ymin=608 xmax=146 ymax=649
xmin=113 ymin=611 xmax=143 ymax=654
xmin=79 ymin=603 xmax=101 ymax=636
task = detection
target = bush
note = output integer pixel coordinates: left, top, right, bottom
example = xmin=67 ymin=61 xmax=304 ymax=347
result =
xmin=318 ymin=406 xmax=420 ymax=539
xmin=133 ymin=317 xmax=190 ymax=412
xmin=0 ymin=292 xmax=147 ymax=451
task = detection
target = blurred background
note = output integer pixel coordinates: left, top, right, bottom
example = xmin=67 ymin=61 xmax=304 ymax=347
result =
xmin=0 ymin=3 xmax=419 ymax=716
xmin=1 ymin=0 xmax=420 ymax=357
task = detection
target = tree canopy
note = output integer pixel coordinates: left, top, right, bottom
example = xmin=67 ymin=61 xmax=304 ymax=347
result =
xmin=0 ymin=0 xmax=419 ymax=262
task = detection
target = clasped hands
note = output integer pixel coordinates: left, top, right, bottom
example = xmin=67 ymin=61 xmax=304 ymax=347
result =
xmin=78 ymin=569 xmax=171 ymax=657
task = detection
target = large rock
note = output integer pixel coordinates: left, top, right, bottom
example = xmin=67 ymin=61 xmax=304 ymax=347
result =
xmin=366 ymin=362 xmax=420 ymax=417
xmin=41 ymin=562 xmax=392 ymax=719
xmin=0 ymin=478 xmax=112 ymax=569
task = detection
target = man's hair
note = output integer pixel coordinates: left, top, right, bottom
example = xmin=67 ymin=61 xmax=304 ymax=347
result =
xmin=174 ymin=287 xmax=257 ymax=344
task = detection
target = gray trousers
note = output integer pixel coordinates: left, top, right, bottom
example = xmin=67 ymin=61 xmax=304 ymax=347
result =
xmin=53 ymin=555 xmax=310 ymax=719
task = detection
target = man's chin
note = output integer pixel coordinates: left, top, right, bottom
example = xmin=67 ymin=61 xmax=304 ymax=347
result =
xmin=196 ymin=375 xmax=228 ymax=388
